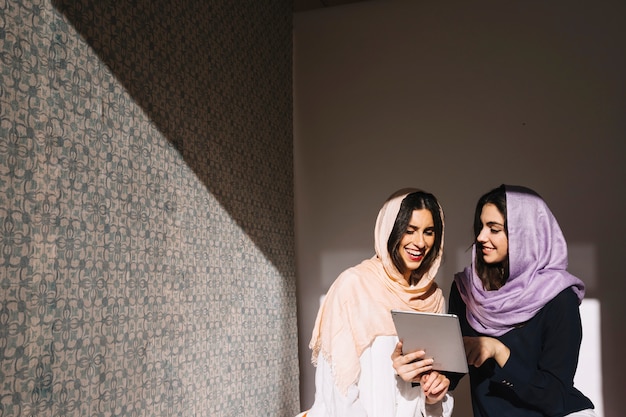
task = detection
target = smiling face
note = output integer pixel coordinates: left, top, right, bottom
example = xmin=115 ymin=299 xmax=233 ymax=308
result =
xmin=398 ymin=209 xmax=435 ymax=282
xmin=477 ymin=203 xmax=509 ymax=264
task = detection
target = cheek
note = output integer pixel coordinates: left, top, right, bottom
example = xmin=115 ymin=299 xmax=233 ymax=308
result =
xmin=501 ymin=240 xmax=509 ymax=255
xmin=399 ymin=235 xmax=411 ymax=247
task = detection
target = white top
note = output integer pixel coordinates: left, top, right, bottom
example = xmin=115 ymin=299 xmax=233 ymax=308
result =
xmin=306 ymin=335 xmax=454 ymax=417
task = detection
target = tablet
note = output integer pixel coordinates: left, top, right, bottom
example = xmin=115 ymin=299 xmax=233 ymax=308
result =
xmin=391 ymin=310 xmax=468 ymax=374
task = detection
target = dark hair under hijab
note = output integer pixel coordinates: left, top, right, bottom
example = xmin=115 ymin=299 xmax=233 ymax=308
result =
xmin=473 ymin=185 xmax=509 ymax=290
xmin=387 ymin=191 xmax=443 ymax=285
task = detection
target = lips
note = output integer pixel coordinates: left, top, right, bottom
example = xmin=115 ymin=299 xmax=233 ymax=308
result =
xmin=405 ymin=248 xmax=423 ymax=261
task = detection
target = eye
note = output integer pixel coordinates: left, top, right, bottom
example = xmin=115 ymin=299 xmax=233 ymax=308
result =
xmin=424 ymin=228 xmax=435 ymax=236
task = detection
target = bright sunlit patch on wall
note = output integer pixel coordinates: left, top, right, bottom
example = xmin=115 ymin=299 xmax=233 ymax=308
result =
xmin=575 ymin=298 xmax=604 ymax=417
xmin=568 ymin=244 xmax=604 ymax=416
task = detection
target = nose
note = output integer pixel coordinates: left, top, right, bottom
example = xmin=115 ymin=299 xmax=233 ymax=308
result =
xmin=477 ymin=227 xmax=489 ymax=243
xmin=413 ymin=232 xmax=426 ymax=248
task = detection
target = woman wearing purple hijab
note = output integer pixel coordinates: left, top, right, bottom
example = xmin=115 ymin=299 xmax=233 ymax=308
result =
xmin=448 ymin=185 xmax=595 ymax=417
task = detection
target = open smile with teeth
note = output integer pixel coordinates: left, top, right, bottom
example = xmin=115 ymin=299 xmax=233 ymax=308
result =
xmin=405 ymin=248 xmax=424 ymax=261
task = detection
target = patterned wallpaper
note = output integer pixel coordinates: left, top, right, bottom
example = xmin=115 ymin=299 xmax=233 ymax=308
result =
xmin=0 ymin=0 xmax=298 ymax=416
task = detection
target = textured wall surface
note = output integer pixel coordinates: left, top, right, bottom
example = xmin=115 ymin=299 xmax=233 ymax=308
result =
xmin=0 ymin=0 xmax=298 ymax=416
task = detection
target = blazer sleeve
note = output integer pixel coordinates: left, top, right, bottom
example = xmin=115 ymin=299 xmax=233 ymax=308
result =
xmin=490 ymin=289 xmax=585 ymax=416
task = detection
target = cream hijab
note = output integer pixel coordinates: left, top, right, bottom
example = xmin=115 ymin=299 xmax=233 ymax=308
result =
xmin=309 ymin=189 xmax=445 ymax=395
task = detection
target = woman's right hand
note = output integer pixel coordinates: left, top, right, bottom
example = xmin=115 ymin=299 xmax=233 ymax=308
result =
xmin=463 ymin=336 xmax=510 ymax=368
xmin=391 ymin=341 xmax=434 ymax=383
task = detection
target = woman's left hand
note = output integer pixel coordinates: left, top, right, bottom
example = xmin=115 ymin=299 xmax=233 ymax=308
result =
xmin=420 ymin=371 xmax=450 ymax=404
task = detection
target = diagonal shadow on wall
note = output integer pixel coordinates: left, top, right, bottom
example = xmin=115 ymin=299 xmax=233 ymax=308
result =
xmin=50 ymin=0 xmax=295 ymax=280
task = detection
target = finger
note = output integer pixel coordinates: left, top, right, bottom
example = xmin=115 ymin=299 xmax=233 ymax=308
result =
xmin=416 ymin=356 xmax=434 ymax=368
xmin=421 ymin=371 xmax=437 ymax=390
xmin=397 ymin=366 xmax=421 ymax=383
xmin=425 ymin=376 xmax=449 ymax=398
xmin=396 ymin=340 xmax=404 ymax=352
xmin=398 ymin=358 xmax=432 ymax=383
xmin=463 ymin=337 xmax=477 ymax=354
xmin=466 ymin=345 xmax=483 ymax=367
xmin=391 ymin=341 xmax=404 ymax=360
xmin=465 ymin=345 xmax=478 ymax=365
xmin=426 ymin=388 xmax=447 ymax=404
xmin=473 ymin=355 xmax=486 ymax=368
xmin=428 ymin=376 xmax=449 ymax=395
xmin=404 ymin=350 xmax=427 ymax=364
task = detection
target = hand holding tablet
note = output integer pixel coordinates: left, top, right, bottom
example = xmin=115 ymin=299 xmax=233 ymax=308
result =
xmin=391 ymin=310 xmax=469 ymax=374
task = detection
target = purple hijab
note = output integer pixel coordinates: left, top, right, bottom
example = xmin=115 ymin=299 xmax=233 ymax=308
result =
xmin=454 ymin=185 xmax=585 ymax=336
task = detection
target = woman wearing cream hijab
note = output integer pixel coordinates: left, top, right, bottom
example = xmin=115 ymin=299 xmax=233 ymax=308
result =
xmin=304 ymin=189 xmax=454 ymax=417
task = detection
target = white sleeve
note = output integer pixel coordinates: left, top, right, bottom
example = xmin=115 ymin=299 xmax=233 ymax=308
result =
xmin=306 ymin=352 xmax=368 ymax=417
xmin=306 ymin=336 xmax=454 ymax=417
xmin=418 ymin=388 xmax=454 ymax=417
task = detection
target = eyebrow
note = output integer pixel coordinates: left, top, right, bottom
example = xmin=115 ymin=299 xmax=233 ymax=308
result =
xmin=486 ymin=221 xmax=504 ymax=227
xmin=407 ymin=224 xmax=434 ymax=230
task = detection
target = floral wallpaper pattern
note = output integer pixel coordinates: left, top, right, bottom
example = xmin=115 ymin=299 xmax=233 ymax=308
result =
xmin=0 ymin=0 xmax=298 ymax=416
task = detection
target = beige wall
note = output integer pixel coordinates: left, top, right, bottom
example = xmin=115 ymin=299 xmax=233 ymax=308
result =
xmin=294 ymin=0 xmax=625 ymax=415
